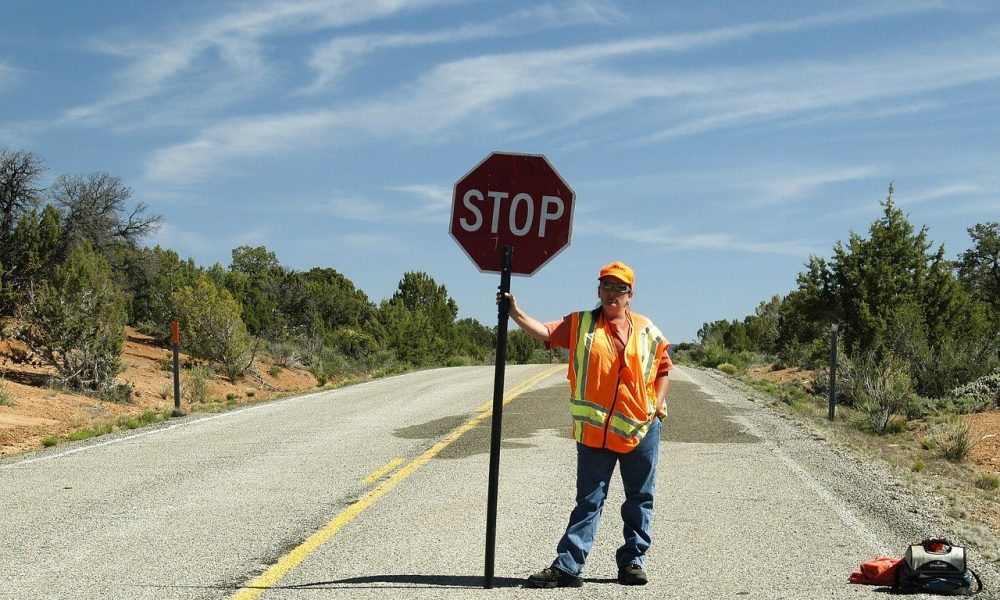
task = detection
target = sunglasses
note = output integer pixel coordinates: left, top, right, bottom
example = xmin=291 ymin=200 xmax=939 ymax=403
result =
xmin=599 ymin=281 xmax=631 ymax=293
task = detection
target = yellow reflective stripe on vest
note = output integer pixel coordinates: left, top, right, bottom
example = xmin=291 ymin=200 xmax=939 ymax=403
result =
xmin=609 ymin=416 xmax=648 ymax=441
xmin=571 ymin=311 xmax=598 ymax=400
xmin=570 ymin=398 xmax=606 ymax=431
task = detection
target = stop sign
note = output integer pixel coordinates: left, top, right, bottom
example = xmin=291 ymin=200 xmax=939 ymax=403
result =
xmin=451 ymin=152 xmax=574 ymax=275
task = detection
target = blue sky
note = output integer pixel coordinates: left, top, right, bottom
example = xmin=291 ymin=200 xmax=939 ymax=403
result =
xmin=2 ymin=0 xmax=999 ymax=344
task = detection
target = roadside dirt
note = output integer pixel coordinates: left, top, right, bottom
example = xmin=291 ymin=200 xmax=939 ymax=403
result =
xmin=748 ymin=364 xmax=1000 ymax=474
xmin=746 ymin=364 xmax=1000 ymax=542
xmin=0 ymin=327 xmax=318 ymax=458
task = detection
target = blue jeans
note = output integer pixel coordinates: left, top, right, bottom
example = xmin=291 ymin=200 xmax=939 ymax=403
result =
xmin=552 ymin=418 xmax=661 ymax=576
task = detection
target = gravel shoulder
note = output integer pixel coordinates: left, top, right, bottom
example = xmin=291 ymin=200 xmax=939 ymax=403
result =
xmin=688 ymin=365 xmax=1000 ymax=596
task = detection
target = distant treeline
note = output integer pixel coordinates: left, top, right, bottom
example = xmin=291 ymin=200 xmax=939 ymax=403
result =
xmin=677 ymin=184 xmax=999 ymax=431
xmin=0 ymin=148 xmax=550 ymax=398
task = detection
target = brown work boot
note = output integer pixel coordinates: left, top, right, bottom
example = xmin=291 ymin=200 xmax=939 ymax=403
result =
xmin=527 ymin=566 xmax=583 ymax=588
xmin=618 ymin=563 xmax=648 ymax=585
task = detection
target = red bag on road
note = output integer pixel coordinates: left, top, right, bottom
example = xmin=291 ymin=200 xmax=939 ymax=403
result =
xmin=848 ymin=556 xmax=902 ymax=586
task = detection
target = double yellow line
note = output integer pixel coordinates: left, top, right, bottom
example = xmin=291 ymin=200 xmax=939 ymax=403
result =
xmin=232 ymin=365 xmax=563 ymax=599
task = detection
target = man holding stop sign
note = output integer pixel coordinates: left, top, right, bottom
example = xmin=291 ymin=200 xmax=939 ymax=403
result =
xmin=500 ymin=261 xmax=672 ymax=588
xmin=452 ymin=152 xmax=671 ymax=589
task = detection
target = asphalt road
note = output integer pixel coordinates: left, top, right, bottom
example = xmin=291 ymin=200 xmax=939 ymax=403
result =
xmin=2 ymin=365 xmax=997 ymax=599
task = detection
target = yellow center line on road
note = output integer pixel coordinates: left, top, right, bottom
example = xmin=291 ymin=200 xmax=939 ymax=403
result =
xmin=362 ymin=457 xmax=405 ymax=485
xmin=231 ymin=365 xmax=564 ymax=600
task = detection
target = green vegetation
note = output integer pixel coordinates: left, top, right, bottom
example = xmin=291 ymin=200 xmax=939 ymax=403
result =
xmin=183 ymin=366 xmax=213 ymax=404
xmin=11 ymin=242 xmax=127 ymax=392
xmin=0 ymin=378 xmax=13 ymax=406
xmin=679 ymin=183 xmax=1000 ymax=518
xmin=683 ymin=184 xmax=997 ymax=450
xmin=974 ymin=473 xmax=1000 ymax=491
xmin=3 ymin=146 xmax=542 ymax=434
xmin=934 ymin=419 xmax=977 ymax=462
xmin=67 ymin=422 xmax=114 ymax=441
xmin=116 ymin=409 xmax=170 ymax=431
xmin=41 ymin=436 xmax=58 ymax=447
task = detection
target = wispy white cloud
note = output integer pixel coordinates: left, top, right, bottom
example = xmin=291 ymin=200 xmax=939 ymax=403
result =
xmin=144 ymin=110 xmax=343 ymax=181
xmin=144 ymin=4 xmax=999 ymax=183
xmin=149 ymin=222 xmax=214 ymax=256
xmin=385 ymin=184 xmax=451 ymax=221
xmin=302 ymin=1 xmax=623 ymax=94
xmin=64 ymin=0 xmax=456 ymax=125
xmin=901 ymin=183 xmax=984 ymax=205
xmin=0 ymin=61 xmax=17 ymax=92
xmin=737 ymin=166 xmax=879 ymax=207
xmin=611 ymin=226 xmax=821 ymax=256
xmin=319 ymin=187 xmax=450 ymax=225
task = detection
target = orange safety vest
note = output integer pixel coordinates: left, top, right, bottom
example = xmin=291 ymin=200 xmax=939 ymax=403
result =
xmin=566 ymin=309 xmax=668 ymax=453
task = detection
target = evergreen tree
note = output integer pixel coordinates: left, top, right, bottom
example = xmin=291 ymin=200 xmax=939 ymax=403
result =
xmin=301 ymin=267 xmax=375 ymax=341
xmin=775 ymin=184 xmax=991 ymax=394
xmin=957 ymin=222 xmax=1000 ymax=313
xmin=454 ymin=317 xmax=495 ymax=362
xmin=13 ymin=242 xmax=126 ymax=391
xmin=119 ymin=245 xmax=201 ymax=338
xmin=226 ymin=245 xmax=285 ymax=337
xmin=831 ymin=184 xmax=932 ymax=355
xmin=369 ymin=271 xmax=459 ymax=366
xmin=171 ymin=275 xmax=253 ymax=381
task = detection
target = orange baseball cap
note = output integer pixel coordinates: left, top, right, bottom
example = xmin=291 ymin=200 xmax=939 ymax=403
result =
xmin=599 ymin=261 xmax=635 ymax=288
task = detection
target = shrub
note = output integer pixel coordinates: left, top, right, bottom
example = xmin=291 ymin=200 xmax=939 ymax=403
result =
xmin=935 ymin=419 xmax=976 ymax=462
xmin=246 ymin=389 xmax=256 ymax=398
xmin=326 ymin=327 xmax=380 ymax=361
xmin=912 ymin=460 xmax=925 ymax=473
xmin=0 ymin=379 xmax=13 ymax=406
xmin=885 ymin=416 xmax=907 ymax=434
xmin=157 ymin=384 xmax=172 ymax=400
xmin=100 ymin=379 xmax=134 ymax=404
xmin=268 ymin=364 xmax=282 ymax=378
xmin=266 ymin=339 xmax=305 ymax=369
xmin=184 ymin=366 xmax=212 ymax=403
xmin=695 ymin=344 xmax=751 ymax=370
xmin=225 ymin=392 xmax=238 ymax=402
xmin=527 ymin=348 xmax=552 ymax=364
xmin=949 ymin=370 xmax=1000 ymax=409
xmin=717 ymin=363 xmax=739 ymax=376
xmin=13 ymin=242 xmax=126 ymax=391
xmin=812 ymin=359 xmax=856 ymax=407
xmin=974 ymin=473 xmax=1000 ymax=491
xmin=41 ymin=436 xmax=58 ymax=447
xmin=445 ymin=355 xmax=473 ymax=367
xmin=68 ymin=422 xmax=114 ymax=441
xmin=117 ymin=411 xmax=161 ymax=431
xmin=852 ymin=350 xmax=911 ymax=434
xmin=172 ymin=276 xmax=253 ymax=381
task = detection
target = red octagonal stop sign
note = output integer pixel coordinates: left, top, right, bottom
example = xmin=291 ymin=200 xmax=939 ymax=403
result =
xmin=451 ymin=152 xmax=574 ymax=275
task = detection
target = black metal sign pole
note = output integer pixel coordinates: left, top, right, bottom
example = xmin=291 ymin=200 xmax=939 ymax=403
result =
xmin=828 ymin=323 xmax=839 ymax=421
xmin=485 ymin=245 xmax=513 ymax=589
xmin=171 ymin=320 xmax=184 ymax=417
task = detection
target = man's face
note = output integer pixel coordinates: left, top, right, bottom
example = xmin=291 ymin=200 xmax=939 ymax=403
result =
xmin=598 ymin=278 xmax=633 ymax=313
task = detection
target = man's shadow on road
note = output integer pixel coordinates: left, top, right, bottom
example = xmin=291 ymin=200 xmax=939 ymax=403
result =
xmin=275 ymin=574 xmax=619 ymax=589
xmin=278 ymin=574 xmax=522 ymax=589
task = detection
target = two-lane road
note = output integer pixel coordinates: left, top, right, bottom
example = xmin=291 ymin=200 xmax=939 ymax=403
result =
xmin=2 ymin=365 xmax=996 ymax=599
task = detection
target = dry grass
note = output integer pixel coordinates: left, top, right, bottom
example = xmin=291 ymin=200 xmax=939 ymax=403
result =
xmin=0 ymin=325 xmax=318 ymax=457
xmin=740 ymin=363 xmax=1000 ymax=552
